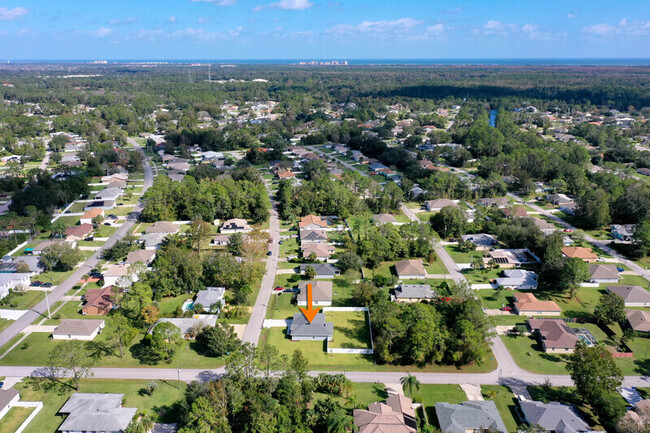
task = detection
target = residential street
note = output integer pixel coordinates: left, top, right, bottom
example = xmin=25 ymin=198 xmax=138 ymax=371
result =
xmin=241 ymin=184 xmax=281 ymax=345
xmin=0 ymin=139 xmax=153 ymax=349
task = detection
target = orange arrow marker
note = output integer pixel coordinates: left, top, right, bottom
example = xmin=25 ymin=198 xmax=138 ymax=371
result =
xmin=299 ymin=283 xmax=321 ymax=323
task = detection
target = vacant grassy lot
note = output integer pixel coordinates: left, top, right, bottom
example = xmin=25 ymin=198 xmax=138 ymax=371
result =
xmin=325 ymin=311 xmax=371 ymax=349
xmin=0 ymin=290 xmax=44 ymax=310
xmin=0 ymin=406 xmax=35 ymax=433
xmin=445 ymin=244 xmax=486 ymax=263
xmin=14 ymin=378 xmax=186 ymax=433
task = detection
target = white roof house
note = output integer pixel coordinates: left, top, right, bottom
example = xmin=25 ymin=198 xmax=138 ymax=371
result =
xmin=0 ymin=273 xmax=31 ymax=300
xmin=58 ymin=393 xmax=137 ymax=433
xmin=495 ymin=269 xmax=538 ymax=290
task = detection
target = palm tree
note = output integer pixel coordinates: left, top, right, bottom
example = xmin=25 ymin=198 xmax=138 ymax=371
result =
xmin=400 ymin=373 xmax=420 ymax=399
xmin=327 ymin=411 xmax=357 ymax=433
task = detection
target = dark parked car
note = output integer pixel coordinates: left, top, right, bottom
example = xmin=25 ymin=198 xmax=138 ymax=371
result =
xmin=41 ymin=282 xmax=53 ymax=288
xmin=30 ymin=281 xmax=43 ymax=287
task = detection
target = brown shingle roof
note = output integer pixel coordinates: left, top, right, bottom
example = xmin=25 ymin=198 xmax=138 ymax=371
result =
xmin=65 ymin=223 xmax=93 ymax=239
xmin=394 ymin=259 xmax=426 ymax=277
xmin=627 ymin=310 xmax=650 ymax=332
xmin=298 ymin=214 xmax=327 ymax=228
xmin=83 ymin=286 xmax=114 ymax=312
xmin=145 ymin=221 xmax=178 ymax=234
xmin=126 ymin=249 xmax=156 ymax=264
xmin=297 ymin=280 xmax=333 ymax=303
xmin=527 ymin=319 xmax=578 ymax=349
xmin=562 ymin=247 xmax=597 ymax=261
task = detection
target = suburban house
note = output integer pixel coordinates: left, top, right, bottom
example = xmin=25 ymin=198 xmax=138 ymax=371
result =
xmin=288 ymin=312 xmax=334 ymax=341
xmin=145 ymin=221 xmax=179 ymax=235
xmin=79 ymin=208 xmax=104 ymax=225
xmin=64 ymin=223 xmax=94 ymax=242
xmin=425 ymin=199 xmax=458 ymax=212
xmin=103 ymin=264 xmax=134 ymax=288
xmin=0 ymin=273 xmax=31 ymax=300
xmin=513 ymin=293 xmax=562 ymax=316
xmin=394 ymin=259 xmax=427 ymax=279
xmin=476 ymin=197 xmax=509 ymax=208
xmin=527 ymin=319 xmax=578 ymax=353
xmin=301 ymin=243 xmax=335 ymax=261
xmin=94 ymin=187 xmax=123 ymax=201
xmin=52 ymin=319 xmax=106 ymax=341
xmin=0 ymin=388 xmax=20 ymax=420
xmin=435 ymin=401 xmax=508 ymax=433
xmin=83 ymin=200 xmax=115 ymax=211
xmin=126 ymin=249 xmax=156 ymax=266
xmin=0 ymin=256 xmax=43 ymax=275
xmin=220 ymin=218 xmax=251 ymax=234
xmin=107 ymin=179 xmax=127 ymax=189
xmin=194 ymin=287 xmax=226 ymax=313
xmin=82 ymin=286 xmax=115 ymax=316
xmin=588 ymin=264 xmax=620 ymax=284
xmin=502 ymin=206 xmax=529 ymax=218
xmin=58 ymin=393 xmax=137 ymax=433
xmin=519 ymin=400 xmax=591 ymax=433
xmin=32 ymin=240 xmax=67 ymax=255
xmin=461 ymin=233 xmax=498 ymax=250
xmin=532 ymin=217 xmax=557 ymax=235
xmin=297 ymin=280 xmax=333 ymax=307
xmin=299 ymin=263 xmax=340 ymax=278
xmin=560 ymin=202 xmax=577 ymax=215
xmin=211 ymin=234 xmax=232 ymax=246
xmin=561 ymin=247 xmax=598 ymax=263
xmin=138 ymin=232 xmax=166 ymax=250
xmin=372 ymin=213 xmax=398 ymax=225
xmin=276 ymin=170 xmax=296 ymax=179
xmin=547 ymin=193 xmax=574 ymax=206
xmin=151 ymin=317 xmax=218 ymax=339
xmin=607 ymin=286 xmax=650 ymax=307
xmin=626 ymin=310 xmax=650 ymax=333
xmin=611 ymin=224 xmax=636 ymax=241
xmin=394 ymin=284 xmax=435 ymax=303
xmin=101 ymin=173 xmax=128 ymax=183
xmin=495 ymin=269 xmax=538 ymax=290
xmin=487 ymin=249 xmax=540 ymax=268
xmin=300 ymin=229 xmax=328 ymax=244
xmin=353 ymin=395 xmax=417 ymax=433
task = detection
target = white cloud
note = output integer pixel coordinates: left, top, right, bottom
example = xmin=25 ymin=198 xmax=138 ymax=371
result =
xmin=171 ymin=26 xmax=242 ymax=41
xmin=474 ymin=21 xmax=564 ymax=40
xmin=619 ymin=18 xmax=627 ymax=26
xmin=93 ymin=27 xmax=112 ymax=38
xmin=581 ymin=20 xmax=650 ymax=36
xmin=253 ymin=0 xmax=312 ymax=12
xmin=0 ymin=7 xmax=27 ymax=21
xmin=167 ymin=15 xmax=177 ymax=23
xmin=477 ymin=20 xmax=518 ymax=36
xmin=190 ymin=0 xmax=237 ymax=5
xmin=521 ymin=24 xmax=538 ymax=34
xmin=425 ymin=24 xmax=444 ymax=36
xmin=109 ymin=17 xmax=136 ymax=25
xmin=197 ymin=17 xmax=211 ymax=23
xmin=326 ymin=17 xmax=424 ymax=36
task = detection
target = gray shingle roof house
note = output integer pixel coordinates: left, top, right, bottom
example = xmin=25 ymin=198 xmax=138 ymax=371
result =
xmin=435 ymin=401 xmax=508 ymax=433
xmin=495 ymin=269 xmax=538 ymax=290
xmin=299 ymin=263 xmax=340 ymax=278
xmin=151 ymin=317 xmax=218 ymax=339
xmin=372 ymin=213 xmax=398 ymax=225
xmin=0 ymin=388 xmax=19 ymax=418
xmin=52 ymin=319 xmax=105 ymax=341
xmin=425 ymin=199 xmax=458 ymax=212
xmin=394 ymin=285 xmax=435 ymax=303
xmin=519 ymin=400 xmax=590 ymax=433
xmin=297 ymin=280 xmax=333 ymax=306
xmin=94 ymin=187 xmax=123 ymax=201
xmin=589 ymin=264 xmax=619 ymax=284
xmin=58 ymin=393 xmax=137 ymax=433
xmin=126 ymin=249 xmax=156 ymax=265
xmin=461 ymin=233 xmax=498 ymax=250
xmin=299 ymin=229 xmax=328 ymax=243
xmin=145 ymin=221 xmax=179 ymax=235
xmin=607 ymin=286 xmax=650 ymax=307
xmin=138 ymin=232 xmax=166 ymax=250
xmin=194 ymin=287 xmax=225 ymax=312
xmin=353 ymin=394 xmax=417 ymax=433
xmin=626 ymin=309 xmax=650 ymax=333
xmin=288 ymin=312 xmax=333 ymax=341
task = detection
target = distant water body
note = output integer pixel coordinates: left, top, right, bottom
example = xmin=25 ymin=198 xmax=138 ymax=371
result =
xmin=25 ymin=58 xmax=650 ymax=66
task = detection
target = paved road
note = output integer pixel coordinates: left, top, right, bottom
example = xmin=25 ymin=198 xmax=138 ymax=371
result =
xmin=310 ymin=147 xmax=369 ymax=177
xmin=507 ymin=192 xmax=650 ymax=282
xmin=240 ymin=183 xmax=280 ymax=346
xmin=0 ymin=139 xmax=153 ymax=349
xmin=401 ymin=203 xmax=468 ymax=285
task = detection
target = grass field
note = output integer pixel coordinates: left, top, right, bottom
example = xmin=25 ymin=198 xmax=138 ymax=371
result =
xmin=325 ymin=311 xmax=372 ymax=349
xmin=445 ymin=244 xmax=486 ymax=263
xmin=482 ymin=385 xmax=522 ymax=432
xmin=0 ymin=406 xmax=35 ymax=433
xmin=13 ymin=378 xmax=186 ymax=433
xmin=418 ymin=384 xmax=466 ymax=426
xmin=0 ymin=290 xmax=44 ymax=310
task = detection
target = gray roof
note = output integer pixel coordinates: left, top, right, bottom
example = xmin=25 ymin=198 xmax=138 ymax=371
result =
xmin=520 ymin=400 xmax=590 ymax=433
xmin=589 ymin=264 xmax=619 ymax=280
xmin=139 ymin=232 xmax=166 ymax=248
xmin=13 ymin=255 xmax=45 ymax=273
xmin=53 ymin=319 xmax=104 ymax=337
xmin=607 ymin=286 xmax=650 ymax=303
xmin=94 ymin=187 xmax=122 ymax=200
xmin=58 ymin=393 xmax=137 ymax=432
xmin=435 ymin=401 xmax=507 ymax=433
xmin=126 ymin=249 xmax=156 ymax=264
xmin=395 ymin=285 xmax=435 ymax=300
xmin=289 ymin=313 xmax=334 ymax=338
xmin=0 ymin=388 xmax=19 ymax=410
xmin=153 ymin=317 xmax=217 ymax=336
xmin=194 ymin=287 xmax=225 ymax=309
xmin=300 ymin=229 xmax=328 ymax=241
xmin=297 ymin=280 xmax=333 ymax=303
xmin=299 ymin=263 xmax=339 ymax=276
xmin=461 ymin=233 xmax=498 ymax=247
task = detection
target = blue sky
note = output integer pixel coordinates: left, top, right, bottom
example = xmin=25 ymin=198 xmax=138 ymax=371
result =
xmin=0 ymin=0 xmax=648 ymax=60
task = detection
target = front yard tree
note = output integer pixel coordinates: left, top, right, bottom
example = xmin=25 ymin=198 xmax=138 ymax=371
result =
xmin=567 ymin=341 xmax=625 ymax=425
xmin=196 ymin=323 xmax=241 ymax=357
xmin=40 ymin=242 xmax=83 ymax=272
xmin=148 ymin=321 xmax=183 ymax=364
xmin=561 ymin=257 xmax=589 ymax=298
xmin=594 ymin=292 xmax=626 ymax=325
xmin=227 ymin=232 xmax=244 ymax=256
xmin=400 ymin=373 xmax=420 ymax=399
xmin=577 ymin=189 xmax=611 ymax=229
xmin=188 ymin=217 xmax=211 ymax=254
xmin=47 ymin=340 xmax=95 ymax=390
xmin=336 ymin=251 xmax=364 ymax=273
xmin=110 ymin=314 xmax=138 ymax=358
xmin=429 ymin=205 xmax=466 ymax=238
xmin=304 ymin=265 xmax=317 ymax=280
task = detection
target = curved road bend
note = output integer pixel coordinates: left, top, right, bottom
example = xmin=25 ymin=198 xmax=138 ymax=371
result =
xmin=241 ymin=184 xmax=281 ymax=345
xmin=0 ymin=139 xmax=153 ymax=349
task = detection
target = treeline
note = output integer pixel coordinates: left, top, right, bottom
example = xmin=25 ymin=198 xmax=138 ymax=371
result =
xmin=10 ymin=169 xmax=89 ymax=215
xmin=140 ymin=167 xmax=270 ymax=223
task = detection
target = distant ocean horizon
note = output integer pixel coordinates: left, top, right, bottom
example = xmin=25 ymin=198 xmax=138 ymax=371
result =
xmin=7 ymin=58 xmax=650 ymax=66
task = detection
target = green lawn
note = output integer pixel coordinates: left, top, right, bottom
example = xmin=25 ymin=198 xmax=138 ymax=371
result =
xmin=416 ymin=211 xmax=437 ymax=222
xmin=482 ymin=385 xmax=522 ymax=432
xmin=259 ymin=328 xmax=497 ymax=372
xmin=326 ymin=311 xmax=371 ymax=349
xmin=0 ymin=406 xmax=35 ymax=433
xmin=158 ymin=294 xmax=192 ymax=316
xmin=465 ymin=268 xmax=502 ymax=284
xmin=445 ymin=245 xmax=486 ymax=263
xmin=0 ymin=290 xmax=44 ymax=310
xmin=279 ymin=237 xmax=300 ymax=258
xmin=363 ymin=258 xmax=445 ymax=280
xmin=417 ymin=384 xmax=466 ymax=426
xmin=14 ymin=378 xmax=186 ymax=433
xmin=94 ymin=225 xmax=118 ymax=238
